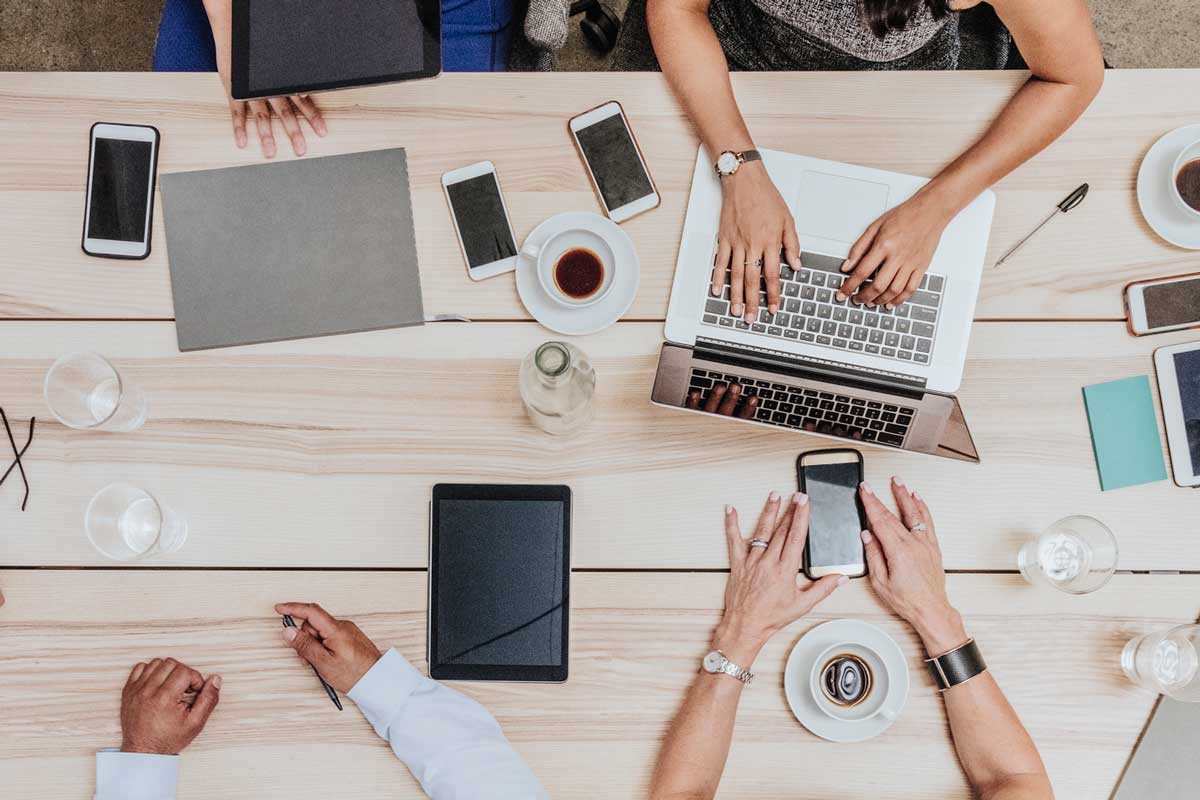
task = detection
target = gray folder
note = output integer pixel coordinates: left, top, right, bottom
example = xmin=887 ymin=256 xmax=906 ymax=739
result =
xmin=1112 ymin=697 xmax=1200 ymax=798
xmin=160 ymin=148 xmax=424 ymax=351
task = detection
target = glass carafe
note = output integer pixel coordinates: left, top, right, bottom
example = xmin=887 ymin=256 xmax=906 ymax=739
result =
xmin=519 ymin=341 xmax=595 ymax=435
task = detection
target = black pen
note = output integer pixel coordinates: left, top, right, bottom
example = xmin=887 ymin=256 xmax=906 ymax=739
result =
xmin=282 ymin=614 xmax=343 ymax=710
xmin=995 ymin=183 xmax=1089 ymax=267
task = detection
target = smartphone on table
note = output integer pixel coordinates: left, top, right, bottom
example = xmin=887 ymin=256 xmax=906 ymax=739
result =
xmin=568 ymin=100 xmax=660 ymax=223
xmin=1125 ymin=272 xmax=1200 ymax=336
xmin=81 ymin=122 xmax=160 ymax=260
xmin=797 ymin=449 xmax=867 ymax=580
xmin=442 ymin=160 xmax=519 ymax=281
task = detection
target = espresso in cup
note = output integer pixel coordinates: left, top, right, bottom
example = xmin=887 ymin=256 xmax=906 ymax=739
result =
xmin=554 ymin=247 xmax=606 ymax=301
xmin=819 ymin=652 xmax=874 ymax=708
xmin=1177 ymin=158 xmax=1200 ymax=213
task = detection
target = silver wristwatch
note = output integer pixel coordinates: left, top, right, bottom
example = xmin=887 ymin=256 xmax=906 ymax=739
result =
xmin=702 ymin=650 xmax=754 ymax=684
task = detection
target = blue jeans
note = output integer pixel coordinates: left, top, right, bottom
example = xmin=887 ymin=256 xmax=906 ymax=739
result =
xmin=154 ymin=0 xmax=514 ymax=73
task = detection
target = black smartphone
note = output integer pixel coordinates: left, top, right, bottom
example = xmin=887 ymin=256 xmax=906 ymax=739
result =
xmin=81 ymin=122 xmax=160 ymax=260
xmin=797 ymin=449 xmax=867 ymax=580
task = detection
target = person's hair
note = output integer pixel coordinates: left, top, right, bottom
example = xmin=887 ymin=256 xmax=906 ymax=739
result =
xmin=862 ymin=0 xmax=953 ymax=38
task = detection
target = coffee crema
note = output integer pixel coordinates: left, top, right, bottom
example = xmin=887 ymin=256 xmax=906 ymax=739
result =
xmin=820 ymin=653 xmax=872 ymax=707
xmin=554 ymin=247 xmax=605 ymax=299
xmin=1177 ymin=159 xmax=1200 ymax=212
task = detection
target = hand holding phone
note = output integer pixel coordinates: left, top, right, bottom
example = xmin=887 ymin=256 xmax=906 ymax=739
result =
xmin=1125 ymin=272 xmax=1200 ymax=335
xmin=797 ymin=449 xmax=867 ymax=580
xmin=82 ymin=123 xmax=160 ymax=260
xmin=569 ymin=101 xmax=660 ymax=223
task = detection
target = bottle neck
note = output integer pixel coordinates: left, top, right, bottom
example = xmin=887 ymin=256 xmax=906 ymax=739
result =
xmin=534 ymin=342 xmax=572 ymax=387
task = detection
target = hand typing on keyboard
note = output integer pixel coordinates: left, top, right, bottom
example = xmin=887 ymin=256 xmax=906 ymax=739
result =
xmin=836 ymin=192 xmax=954 ymax=308
xmin=686 ymin=381 xmax=759 ymax=420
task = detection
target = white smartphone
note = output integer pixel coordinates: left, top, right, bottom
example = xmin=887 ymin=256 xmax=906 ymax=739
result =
xmin=82 ymin=122 xmax=160 ymax=260
xmin=1125 ymin=272 xmax=1200 ymax=336
xmin=797 ymin=449 xmax=868 ymax=580
xmin=568 ymin=101 xmax=660 ymax=223
xmin=1154 ymin=341 xmax=1200 ymax=488
xmin=442 ymin=161 xmax=519 ymax=281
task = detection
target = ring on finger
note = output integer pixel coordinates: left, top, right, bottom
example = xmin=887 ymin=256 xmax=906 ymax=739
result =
xmin=748 ymin=538 xmax=770 ymax=549
xmin=909 ymin=522 xmax=928 ymax=533
xmin=744 ymin=259 xmax=763 ymax=268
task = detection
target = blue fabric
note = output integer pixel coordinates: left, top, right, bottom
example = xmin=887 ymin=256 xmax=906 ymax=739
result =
xmin=153 ymin=0 xmax=513 ymax=74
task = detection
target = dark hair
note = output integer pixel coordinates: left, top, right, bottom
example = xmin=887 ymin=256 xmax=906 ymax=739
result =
xmin=862 ymin=0 xmax=953 ymax=38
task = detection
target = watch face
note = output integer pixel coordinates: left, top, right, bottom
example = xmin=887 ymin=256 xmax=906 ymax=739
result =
xmin=703 ymin=651 xmax=725 ymax=673
xmin=716 ymin=152 xmax=739 ymax=175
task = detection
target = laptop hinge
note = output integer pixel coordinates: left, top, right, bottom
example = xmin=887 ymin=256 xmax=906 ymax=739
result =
xmin=695 ymin=337 xmax=928 ymax=397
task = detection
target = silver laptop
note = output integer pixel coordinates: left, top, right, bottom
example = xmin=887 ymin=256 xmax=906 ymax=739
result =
xmin=650 ymin=147 xmax=995 ymax=462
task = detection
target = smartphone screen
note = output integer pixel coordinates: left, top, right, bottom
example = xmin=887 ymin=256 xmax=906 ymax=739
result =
xmin=573 ymin=112 xmax=654 ymax=213
xmin=1144 ymin=277 xmax=1200 ymax=330
xmin=445 ymin=171 xmax=517 ymax=271
xmin=87 ymin=137 xmax=154 ymax=243
xmin=801 ymin=456 xmax=866 ymax=575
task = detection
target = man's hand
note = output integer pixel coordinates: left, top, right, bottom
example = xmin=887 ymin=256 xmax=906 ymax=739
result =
xmin=275 ymin=602 xmax=383 ymax=693
xmin=685 ymin=381 xmax=759 ymax=420
xmin=120 ymin=658 xmax=221 ymax=755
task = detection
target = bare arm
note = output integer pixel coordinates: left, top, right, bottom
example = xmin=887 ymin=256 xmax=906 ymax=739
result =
xmin=860 ymin=479 xmax=1052 ymax=800
xmin=842 ymin=0 xmax=1104 ymax=306
xmin=650 ymin=494 xmax=844 ymax=799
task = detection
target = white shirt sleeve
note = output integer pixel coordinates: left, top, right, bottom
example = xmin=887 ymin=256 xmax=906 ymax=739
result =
xmin=94 ymin=749 xmax=179 ymax=800
xmin=348 ymin=648 xmax=549 ymax=800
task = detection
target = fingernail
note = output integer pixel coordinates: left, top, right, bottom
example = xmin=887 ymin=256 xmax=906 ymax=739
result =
xmin=892 ymin=475 xmax=905 ymax=487
xmin=293 ymin=136 xmax=306 ymax=155
xmin=283 ymin=627 xmax=298 ymax=642
xmin=913 ymin=490 xmax=922 ymax=501
xmin=769 ymin=304 xmax=778 ymax=314
xmin=886 ymin=303 xmax=895 ymax=311
xmin=236 ymin=131 xmax=247 ymax=147
xmin=861 ymin=481 xmax=874 ymax=495
xmin=724 ymin=504 xmax=733 ymax=515
xmin=315 ymin=121 xmax=328 ymax=136
xmin=211 ymin=675 xmax=222 ymax=689
xmin=840 ymin=261 xmax=851 ymax=272
xmin=711 ymin=285 xmax=721 ymax=296
xmin=835 ymin=292 xmax=846 ymax=302
xmin=768 ymin=491 xmax=780 ymax=502
xmin=837 ymin=575 xmax=850 ymax=586
xmin=861 ymin=530 xmax=873 ymax=543
xmin=866 ymin=303 xmax=876 ymax=308
xmin=731 ymin=303 xmax=743 ymax=316
xmin=794 ymin=492 xmax=808 ymax=506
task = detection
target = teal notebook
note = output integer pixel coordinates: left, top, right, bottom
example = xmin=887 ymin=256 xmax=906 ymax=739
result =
xmin=1082 ymin=376 xmax=1168 ymax=491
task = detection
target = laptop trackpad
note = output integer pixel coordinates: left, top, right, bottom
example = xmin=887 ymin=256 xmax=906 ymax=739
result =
xmin=793 ymin=170 xmax=890 ymax=245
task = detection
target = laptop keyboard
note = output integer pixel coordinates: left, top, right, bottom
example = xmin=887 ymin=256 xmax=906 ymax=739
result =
xmin=700 ymin=253 xmax=944 ymax=366
xmin=688 ymin=368 xmax=915 ymax=448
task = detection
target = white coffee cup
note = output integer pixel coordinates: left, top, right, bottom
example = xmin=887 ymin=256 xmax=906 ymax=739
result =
xmin=809 ymin=641 xmax=895 ymax=723
xmin=522 ymin=227 xmax=616 ymax=308
xmin=1170 ymin=139 xmax=1200 ymax=220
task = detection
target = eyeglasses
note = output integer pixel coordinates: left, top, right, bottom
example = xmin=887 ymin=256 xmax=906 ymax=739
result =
xmin=0 ymin=407 xmax=35 ymax=511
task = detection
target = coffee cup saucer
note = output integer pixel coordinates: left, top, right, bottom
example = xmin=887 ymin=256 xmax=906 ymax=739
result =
xmin=783 ymin=619 xmax=909 ymax=743
xmin=1137 ymin=124 xmax=1200 ymax=250
xmin=516 ymin=212 xmax=640 ymax=336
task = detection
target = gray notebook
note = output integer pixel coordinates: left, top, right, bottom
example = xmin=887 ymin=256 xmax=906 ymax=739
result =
xmin=160 ymin=148 xmax=424 ymax=351
xmin=1112 ymin=697 xmax=1200 ymax=798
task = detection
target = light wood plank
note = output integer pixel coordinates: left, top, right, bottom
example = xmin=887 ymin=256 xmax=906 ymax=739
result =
xmin=2 ymin=71 xmax=1198 ymax=321
xmin=0 ymin=570 xmax=1188 ymax=799
xmin=1 ymin=320 xmax=1196 ymax=570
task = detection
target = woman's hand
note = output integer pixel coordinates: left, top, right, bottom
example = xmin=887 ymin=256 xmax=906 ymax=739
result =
xmin=858 ymin=478 xmax=967 ymax=654
xmin=710 ymin=164 xmax=802 ymax=324
xmin=837 ymin=190 xmax=954 ymax=308
xmin=275 ymin=602 xmax=382 ymax=693
xmin=226 ymin=94 xmax=327 ymax=158
xmin=713 ymin=492 xmax=846 ymax=667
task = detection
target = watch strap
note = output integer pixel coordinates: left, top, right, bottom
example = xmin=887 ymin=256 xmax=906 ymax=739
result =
xmin=925 ymin=639 xmax=987 ymax=691
xmin=740 ymin=149 xmax=762 ymax=164
xmin=708 ymin=651 xmax=754 ymax=684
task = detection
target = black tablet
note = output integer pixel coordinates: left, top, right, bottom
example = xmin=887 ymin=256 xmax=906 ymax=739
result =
xmin=429 ymin=484 xmax=571 ymax=682
xmin=230 ymin=0 xmax=441 ymax=101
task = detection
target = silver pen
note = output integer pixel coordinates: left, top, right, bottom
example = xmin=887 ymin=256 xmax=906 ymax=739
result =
xmin=995 ymin=183 xmax=1089 ymax=268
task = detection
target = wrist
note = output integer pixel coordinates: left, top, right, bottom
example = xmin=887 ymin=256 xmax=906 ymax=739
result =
xmin=120 ymin=739 xmax=175 ymax=756
xmin=712 ymin=614 xmax=770 ymax=668
xmin=911 ymin=605 xmax=968 ymax=655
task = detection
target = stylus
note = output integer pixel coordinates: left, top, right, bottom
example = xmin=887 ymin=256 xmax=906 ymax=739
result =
xmin=282 ymin=615 xmax=343 ymax=711
xmin=995 ymin=183 xmax=1089 ymax=268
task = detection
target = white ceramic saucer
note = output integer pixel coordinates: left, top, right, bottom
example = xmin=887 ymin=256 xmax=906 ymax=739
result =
xmin=1137 ymin=124 xmax=1200 ymax=250
xmin=783 ymin=619 xmax=909 ymax=743
xmin=516 ymin=212 xmax=640 ymax=336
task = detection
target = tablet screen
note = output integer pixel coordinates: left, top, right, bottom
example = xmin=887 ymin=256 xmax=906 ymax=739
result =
xmin=1173 ymin=348 xmax=1200 ymax=474
xmin=430 ymin=485 xmax=570 ymax=681
xmin=234 ymin=0 xmax=439 ymax=99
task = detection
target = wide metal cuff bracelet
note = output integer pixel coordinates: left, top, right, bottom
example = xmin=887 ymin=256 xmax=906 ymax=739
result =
xmin=925 ymin=638 xmax=987 ymax=692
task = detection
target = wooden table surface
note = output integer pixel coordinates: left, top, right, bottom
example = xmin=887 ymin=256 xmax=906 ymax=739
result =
xmin=2 ymin=70 xmax=1199 ymax=799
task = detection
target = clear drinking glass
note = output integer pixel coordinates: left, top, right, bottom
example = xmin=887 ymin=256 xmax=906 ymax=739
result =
xmin=1122 ymin=624 xmax=1200 ymax=701
xmin=1017 ymin=515 xmax=1118 ymax=594
xmin=44 ymin=352 xmax=147 ymax=431
xmin=85 ymin=483 xmax=187 ymax=561
xmin=519 ymin=341 xmax=595 ymax=435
